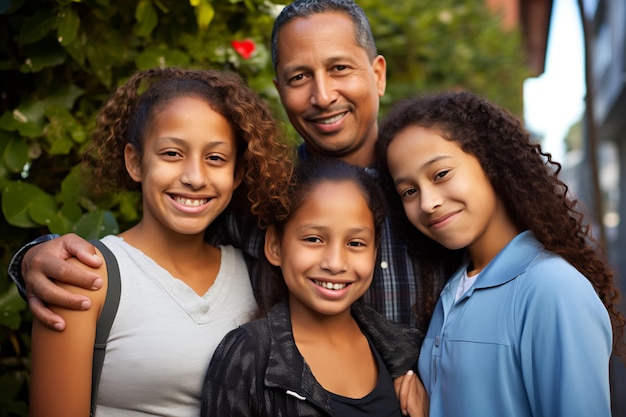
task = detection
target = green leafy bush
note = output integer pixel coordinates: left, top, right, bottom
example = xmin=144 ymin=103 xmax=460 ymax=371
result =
xmin=0 ymin=0 xmax=282 ymax=413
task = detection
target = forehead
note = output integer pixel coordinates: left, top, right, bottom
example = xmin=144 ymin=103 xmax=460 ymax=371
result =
xmin=275 ymin=12 xmax=368 ymax=70
xmin=388 ymin=126 xmax=454 ymax=159
xmin=147 ymin=96 xmax=234 ymax=138
xmin=292 ymin=180 xmax=370 ymax=220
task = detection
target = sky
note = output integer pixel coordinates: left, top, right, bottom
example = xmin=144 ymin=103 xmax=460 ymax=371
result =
xmin=523 ymin=0 xmax=585 ymax=163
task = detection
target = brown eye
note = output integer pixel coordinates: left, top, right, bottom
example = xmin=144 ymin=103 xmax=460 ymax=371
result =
xmin=401 ymin=188 xmax=417 ymax=199
xmin=435 ymin=170 xmax=450 ymax=180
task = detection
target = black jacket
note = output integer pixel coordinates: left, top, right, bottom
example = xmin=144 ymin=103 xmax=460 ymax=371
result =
xmin=200 ymin=300 xmax=423 ymax=417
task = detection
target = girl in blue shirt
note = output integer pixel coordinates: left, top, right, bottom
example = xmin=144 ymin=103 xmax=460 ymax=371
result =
xmin=377 ymin=90 xmax=625 ymax=417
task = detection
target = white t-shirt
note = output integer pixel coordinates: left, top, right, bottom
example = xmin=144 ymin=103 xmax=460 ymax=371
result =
xmin=454 ymin=269 xmax=479 ymax=302
xmin=95 ymin=235 xmax=257 ymax=416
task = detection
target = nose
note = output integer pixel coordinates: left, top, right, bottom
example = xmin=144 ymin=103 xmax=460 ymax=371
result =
xmin=180 ymin=157 xmax=208 ymax=190
xmin=310 ymin=74 xmax=337 ymax=108
xmin=419 ymin=185 xmax=442 ymax=214
xmin=320 ymin=242 xmax=348 ymax=274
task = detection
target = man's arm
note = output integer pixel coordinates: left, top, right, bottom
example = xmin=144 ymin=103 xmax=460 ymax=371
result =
xmin=8 ymin=233 xmax=104 ymax=331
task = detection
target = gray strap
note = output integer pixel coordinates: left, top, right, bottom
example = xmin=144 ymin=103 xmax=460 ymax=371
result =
xmin=89 ymin=239 xmax=121 ymax=415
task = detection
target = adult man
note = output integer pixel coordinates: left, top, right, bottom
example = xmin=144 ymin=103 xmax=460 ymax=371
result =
xmin=9 ymin=0 xmax=435 ymax=330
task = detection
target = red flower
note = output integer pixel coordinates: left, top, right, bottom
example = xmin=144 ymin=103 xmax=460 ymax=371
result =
xmin=231 ymin=39 xmax=256 ymax=60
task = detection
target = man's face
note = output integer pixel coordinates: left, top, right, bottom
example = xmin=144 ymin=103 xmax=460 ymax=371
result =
xmin=273 ymin=12 xmax=386 ymax=167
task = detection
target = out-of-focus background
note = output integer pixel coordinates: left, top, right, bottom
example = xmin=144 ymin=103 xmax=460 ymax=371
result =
xmin=524 ymin=1 xmax=626 ymax=413
xmin=0 ymin=0 xmax=624 ymax=415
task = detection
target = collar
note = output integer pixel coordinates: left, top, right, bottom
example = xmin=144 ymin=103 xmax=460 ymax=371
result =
xmin=264 ymin=301 xmax=332 ymax=413
xmin=443 ymin=230 xmax=542 ymax=301
xmin=262 ymin=300 xmax=422 ymax=409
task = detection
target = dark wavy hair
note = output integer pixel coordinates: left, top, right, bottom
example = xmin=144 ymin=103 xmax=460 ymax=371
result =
xmin=83 ymin=67 xmax=294 ymax=227
xmin=376 ymin=90 xmax=625 ymax=355
xmin=255 ymin=158 xmax=387 ymax=316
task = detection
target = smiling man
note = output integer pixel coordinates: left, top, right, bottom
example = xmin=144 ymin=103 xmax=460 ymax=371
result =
xmin=271 ymin=5 xmax=386 ymax=167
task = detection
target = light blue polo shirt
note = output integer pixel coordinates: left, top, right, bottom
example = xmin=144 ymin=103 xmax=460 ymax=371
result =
xmin=418 ymin=231 xmax=612 ymax=417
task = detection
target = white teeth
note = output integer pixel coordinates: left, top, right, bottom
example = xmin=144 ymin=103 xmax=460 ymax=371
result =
xmin=318 ymin=113 xmax=344 ymax=124
xmin=174 ymin=197 xmax=208 ymax=207
xmin=314 ymin=280 xmax=347 ymax=290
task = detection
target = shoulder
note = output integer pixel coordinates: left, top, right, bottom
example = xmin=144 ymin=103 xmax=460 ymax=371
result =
xmin=218 ymin=245 xmax=249 ymax=273
xmin=354 ymin=302 xmax=422 ymax=342
xmin=353 ymin=303 xmax=422 ymax=377
xmin=521 ymin=250 xmax=596 ymax=298
xmin=511 ymin=250 xmax=610 ymax=329
xmin=56 ymin=237 xmax=118 ymax=311
xmin=213 ymin=317 xmax=271 ymax=359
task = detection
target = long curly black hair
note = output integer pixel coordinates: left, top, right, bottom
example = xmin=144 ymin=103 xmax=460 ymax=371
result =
xmin=377 ymin=90 xmax=625 ymax=356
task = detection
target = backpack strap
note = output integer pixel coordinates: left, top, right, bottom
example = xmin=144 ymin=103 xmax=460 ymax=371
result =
xmin=89 ymin=239 xmax=121 ymax=415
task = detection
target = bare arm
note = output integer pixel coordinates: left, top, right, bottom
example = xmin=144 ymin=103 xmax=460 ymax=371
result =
xmin=29 ymin=254 xmax=107 ymax=417
xmin=394 ymin=370 xmax=429 ymax=417
xmin=19 ymin=234 xmax=103 ymax=331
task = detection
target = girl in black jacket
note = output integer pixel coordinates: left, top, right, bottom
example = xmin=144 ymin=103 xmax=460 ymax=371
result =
xmin=201 ymin=160 xmax=427 ymax=417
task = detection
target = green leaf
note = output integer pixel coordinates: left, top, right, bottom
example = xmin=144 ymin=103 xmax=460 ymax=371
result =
xmin=0 ymin=103 xmax=45 ymax=138
xmin=29 ymin=192 xmax=68 ymax=232
xmin=0 ymin=285 xmax=26 ymax=320
xmin=17 ymin=10 xmax=56 ymax=45
xmin=60 ymin=166 xmax=83 ymax=203
xmin=47 ymin=215 xmax=74 ymax=235
xmin=3 ymin=137 xmax=29 ymax=173
xmin=64 ymin=36 xmax=86 ymax=65
xmin=117 ymin=191 xmax=140 ymax=222
xmin=71 ymin=209 xmax=119 ymax=239
xmin=135 ymin=45 xmax=190 ymax=70
xmin=47 ymin=83 xmax=85 ymax=110
xmin=85 ymin=42 xmax=112 ymax=88
xmin=60 ymin=201 xmax=83 ymax=222
xmin=0 ymin=371 xmax=27 ymax=402
xmin=195 ymin=2 xmax=215 ymax=29
xmin=44 ymin=106 xmax=79 ymax=154
xmin=57 ymin=6 xmax=80 ymax=46
xmin=19 ymin=38 xmax=67 ymax=73
xmin=134 ymin=0 xmax=159 ymax=38
xmin=1 ymin=181 xmax=51 ymax=228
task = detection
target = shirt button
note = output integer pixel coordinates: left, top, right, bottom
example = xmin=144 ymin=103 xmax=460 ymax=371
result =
xmin=380 ymin=261 xmax=389 ymax=269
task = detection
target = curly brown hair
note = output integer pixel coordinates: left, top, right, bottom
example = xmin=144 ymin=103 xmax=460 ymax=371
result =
xmin=377 ymin=90 xmax=625 ymax=356
xmin=83 ymin=67 xmax=294 ymax=227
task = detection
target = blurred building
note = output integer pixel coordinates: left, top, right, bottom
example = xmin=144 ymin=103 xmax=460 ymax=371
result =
xmin=490 ymin=0 xmax=554 ymax=75
xmin=525 ymin=0 xmax=626 ymax=414
xmin=494 ymin=0 xmax=625 ymax=414
xmin=584 ymin=0 xmax=626 ymax=415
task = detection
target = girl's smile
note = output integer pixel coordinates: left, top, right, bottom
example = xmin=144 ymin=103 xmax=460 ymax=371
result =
xmin=125 ymin=96 xmax=239 ymax=239
xmin=387 ymin=124 xmax=517 ymax=271
xmin=265 ymin=179 xmax=377 ymax=318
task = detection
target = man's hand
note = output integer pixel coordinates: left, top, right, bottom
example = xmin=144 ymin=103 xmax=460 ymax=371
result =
xmin=23 ymin=233 xmax=103 ymax=331
xmin=394 ymin=370 xmax=429 ymax=417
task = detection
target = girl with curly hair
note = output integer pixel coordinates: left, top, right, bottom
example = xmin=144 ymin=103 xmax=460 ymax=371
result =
xmin=377 ymin=90 xmax=624 ymax=417
xmin=202 ymin=159 xmax=426 ymax=417
xmin=29 ymin=67 xmax=293 ymax=417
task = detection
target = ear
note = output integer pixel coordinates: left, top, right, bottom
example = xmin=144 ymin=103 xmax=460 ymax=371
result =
xmin=264 ymin=225 xmax=282 ymax=267
xmin=372 ymin=55 xmax=387 ymax=97
xmin=124 ymin=143 xmax=142 ymax=183
xmin=233 ymin=164 xmax=244 ymax=190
